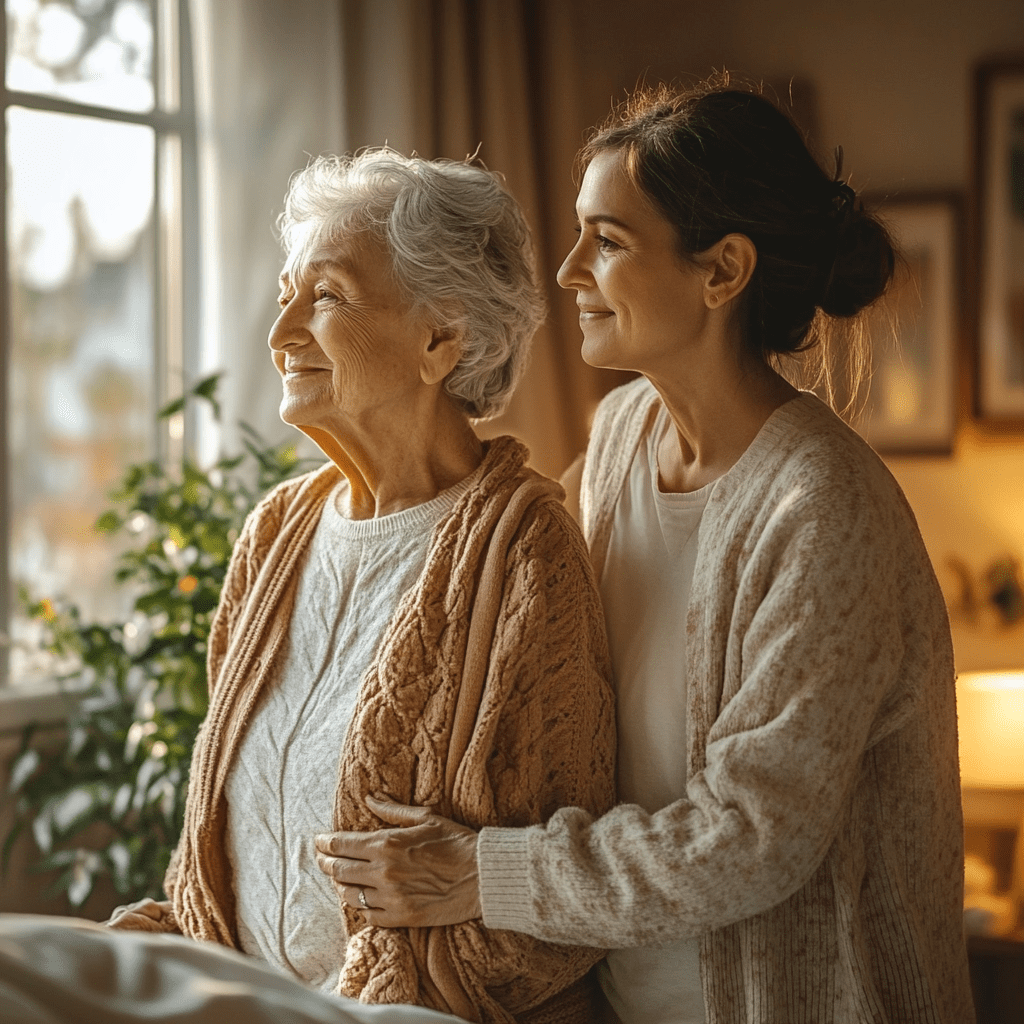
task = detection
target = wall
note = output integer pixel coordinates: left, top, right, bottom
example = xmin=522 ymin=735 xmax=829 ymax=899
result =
xmin=574 ymin=0 xmax=1024 ymax=671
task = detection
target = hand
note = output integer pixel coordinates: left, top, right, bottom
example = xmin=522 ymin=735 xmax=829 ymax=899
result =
xmin=104 ymin=897 xmax=171 ymax=931
xmin=314 ymin=795 xmax=482 ymax=928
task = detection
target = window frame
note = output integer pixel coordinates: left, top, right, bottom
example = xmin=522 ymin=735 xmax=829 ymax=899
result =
xmin=0 ymin=0 xmax=199 ymax=704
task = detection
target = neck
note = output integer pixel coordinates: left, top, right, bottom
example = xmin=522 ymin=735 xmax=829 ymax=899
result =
xmin=644 ymin=342 xmax=799 ymax=493
xmin=298 ymin=393 xmax=483 ymax=519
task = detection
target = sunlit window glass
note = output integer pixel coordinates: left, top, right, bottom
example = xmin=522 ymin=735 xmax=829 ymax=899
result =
xmin=5 ymin=0 xmax=155 ymax=115
xmin=6 ymin=105 xmax=155 ymax=682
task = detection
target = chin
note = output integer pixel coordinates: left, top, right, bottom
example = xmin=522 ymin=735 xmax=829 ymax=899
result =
xmin=278 ymin=390 xmax=329 ymax=429
xmin=581 ymin=335 xmax=626 ymax=371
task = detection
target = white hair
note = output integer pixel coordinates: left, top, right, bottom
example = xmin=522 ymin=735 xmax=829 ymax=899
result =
xmin=277 ymin=148 xmax=545 ymax=419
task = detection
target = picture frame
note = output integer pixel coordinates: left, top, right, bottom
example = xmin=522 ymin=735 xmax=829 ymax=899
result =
xmin=974 ymin=59 xmax=1024 ymax=422
xmin=856 ymin=194 xmax=961 ymax=455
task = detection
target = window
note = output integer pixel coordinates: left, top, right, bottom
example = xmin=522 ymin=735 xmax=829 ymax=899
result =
xmin=1 ymin=0 xmax=195 ymax=687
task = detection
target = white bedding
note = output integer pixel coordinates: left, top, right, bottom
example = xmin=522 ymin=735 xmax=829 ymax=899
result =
xmin=0 ymin=915 xmax=464 ymax=1024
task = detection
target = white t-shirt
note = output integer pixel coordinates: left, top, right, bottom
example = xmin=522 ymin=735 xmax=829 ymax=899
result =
xmin=597 ymin=405 xmax=712 ymax=1024
xmin=224 ymin=471 xmax=477 ymax=992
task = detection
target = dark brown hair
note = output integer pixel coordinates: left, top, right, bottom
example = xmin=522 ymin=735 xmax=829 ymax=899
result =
xmin=580 ymin=74 xmax=897 ymax=408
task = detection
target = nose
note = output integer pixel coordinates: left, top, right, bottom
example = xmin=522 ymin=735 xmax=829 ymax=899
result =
xmin=556 ymin=234 xmax=588 ymax=291
xmin=267 ymin=300 xmax=307 ymax=353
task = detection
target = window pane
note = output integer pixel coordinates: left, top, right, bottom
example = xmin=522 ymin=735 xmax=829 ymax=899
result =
xmin=6 ymin=0 xmax=155 ymax=114
xmin=6 ymin=106 xmax=155 ymax=683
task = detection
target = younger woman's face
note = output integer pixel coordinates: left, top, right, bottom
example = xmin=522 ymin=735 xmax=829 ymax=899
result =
xmin=557 ymin=150 xmax=712 ymax=376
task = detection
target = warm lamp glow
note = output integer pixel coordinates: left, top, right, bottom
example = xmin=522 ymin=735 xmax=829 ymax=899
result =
xmin=957 ymin=671 xmax=1024 ymax=789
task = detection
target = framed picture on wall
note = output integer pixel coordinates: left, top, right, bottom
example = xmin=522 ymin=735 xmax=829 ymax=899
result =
xmin=974 ymin=59 xmax=1024 ymax=422
xmin=856 ymin=194 xmax=961 ymax=455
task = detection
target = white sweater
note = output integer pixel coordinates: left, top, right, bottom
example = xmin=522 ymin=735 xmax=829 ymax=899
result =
xmin=478 ymin=379 xmax=975 ymax=1023
xmin=225 ymin=476 xmax=475 ymax=991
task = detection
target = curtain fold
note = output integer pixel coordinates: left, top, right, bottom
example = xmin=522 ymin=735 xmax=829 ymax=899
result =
xmin=190 ymin=0 xmax=345 ymax=463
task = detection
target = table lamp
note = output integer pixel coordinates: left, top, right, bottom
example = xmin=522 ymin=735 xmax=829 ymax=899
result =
xmin=957 ymin=670 xmax=1024 ymax=938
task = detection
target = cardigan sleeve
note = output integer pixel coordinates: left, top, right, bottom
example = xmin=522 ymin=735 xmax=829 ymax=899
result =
xmin=480 ymin=469 xmax=939 ymax=949
xmin=159 ymin=484 xmax=291 ymax=906
xmin=463 ymin=502 xmax=617 ymax=1001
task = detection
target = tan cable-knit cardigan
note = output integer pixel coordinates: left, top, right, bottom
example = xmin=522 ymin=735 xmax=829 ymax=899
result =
xmin=479 ymin=380 xmax=976 ymax=1023
xmin=154 ymin=436 xmax=616 ymax=1023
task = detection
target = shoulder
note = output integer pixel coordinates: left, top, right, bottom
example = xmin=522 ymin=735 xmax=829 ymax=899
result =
xmin=706 ymin=395 xmax=939 ymax=610
xmin=582 ymin=377 xmax=659 ymax=545
xmin=234 ymin=461 xmax=336 ymax=555
xmin=487 ymin=480 xmax=601 ymax=607
xmin=721 ymin=394 xmax=915 ymax=528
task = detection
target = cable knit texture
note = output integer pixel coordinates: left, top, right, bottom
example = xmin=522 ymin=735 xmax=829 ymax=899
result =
xmin=479 ymin=379 xmax=975 ymax=1024
xmin=159 ymin=436 xmax=616 ymax=1023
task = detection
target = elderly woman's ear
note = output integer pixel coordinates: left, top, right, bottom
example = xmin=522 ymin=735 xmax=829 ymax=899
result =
xmin=420 ymin=324 xmax=464 ymax=387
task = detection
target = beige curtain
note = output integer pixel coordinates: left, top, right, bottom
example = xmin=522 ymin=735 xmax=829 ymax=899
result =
xmin=340 ymin=0 xmax=629 ymax=478
xmin=191 ymin=0 xmax=345 ymax=462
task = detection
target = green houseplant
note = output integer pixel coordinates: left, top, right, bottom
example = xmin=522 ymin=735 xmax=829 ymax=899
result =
xmin=3 ymin=374 xmax=316 ymax=907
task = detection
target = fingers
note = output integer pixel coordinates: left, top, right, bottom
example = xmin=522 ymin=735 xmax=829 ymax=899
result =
xmin=312 ymin=798 xmax=438 ymax=861
xmin=315 ymin=849 xmax=374 ymax=887
xmin=314 ymin=830 xmax=376 ymax=859
xmin=105 ymin=898 xmax=162 ymax=926
xmin=337 ymin=884 xmax=382 ymax=912
xmin=312 ymin=809 xmax=481 ymax=927
xmin=365 ymin=795 xmax=438 ymax=826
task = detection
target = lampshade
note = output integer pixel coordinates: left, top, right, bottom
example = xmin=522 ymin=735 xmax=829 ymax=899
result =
xmin=957 ymin=671 xmax=1024 ymax=789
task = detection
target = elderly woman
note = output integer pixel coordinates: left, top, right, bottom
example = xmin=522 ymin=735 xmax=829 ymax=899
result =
xmin=106 ymin=149 xmax=616 ymax=1024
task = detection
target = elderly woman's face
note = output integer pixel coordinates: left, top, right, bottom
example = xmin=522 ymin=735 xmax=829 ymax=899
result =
xmin=269 ymin=230 xmax=431 ymax=432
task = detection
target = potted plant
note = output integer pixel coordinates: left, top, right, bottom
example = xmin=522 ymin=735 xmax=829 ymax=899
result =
xmin=3 ymin=374 xmax=316 ymax=907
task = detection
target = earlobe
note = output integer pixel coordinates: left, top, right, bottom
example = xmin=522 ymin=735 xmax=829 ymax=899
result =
xmin=704 ymin=233 xmax=757 ymax=308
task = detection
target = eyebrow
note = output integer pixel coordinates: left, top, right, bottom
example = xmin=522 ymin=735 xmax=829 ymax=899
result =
xmin=278 ymin=257 xmax=350 ymax=287
xmin=581 ymin=213 xmax=632 ymax=231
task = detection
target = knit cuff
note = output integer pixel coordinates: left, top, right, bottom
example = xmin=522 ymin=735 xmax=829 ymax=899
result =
xmin=477 ymin=826 xmax=536 ymax=933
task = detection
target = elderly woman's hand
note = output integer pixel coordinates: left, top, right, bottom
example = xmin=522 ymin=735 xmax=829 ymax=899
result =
xmin=104 ymin=897 xmax=173 ymax=931
xmin=314 ymin=796 xmax=482 ymax=928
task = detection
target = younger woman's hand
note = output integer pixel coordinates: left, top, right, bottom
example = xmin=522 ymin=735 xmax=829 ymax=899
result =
xmin=314 ymin=796 xmax=482 ymax=928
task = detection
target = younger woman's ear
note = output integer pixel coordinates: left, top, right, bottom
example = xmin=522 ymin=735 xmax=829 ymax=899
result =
xmin=703 ymin=233 xmax=757 ymax=308
xmin=420 ymin=325 xmax=464 ymax=387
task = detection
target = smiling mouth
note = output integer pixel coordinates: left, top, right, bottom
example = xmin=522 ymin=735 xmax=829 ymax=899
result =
xmin=578 ymin=310 xmax=613 ymax=320
xmin=283 ymin=367 xmax=329 ymax=377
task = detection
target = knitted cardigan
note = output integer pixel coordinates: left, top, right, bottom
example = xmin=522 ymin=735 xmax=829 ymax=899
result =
xmin=479 ymin=380 xmax=976 ymax=1024
xmin=158 ymin=436 xmax=617 ymax=1023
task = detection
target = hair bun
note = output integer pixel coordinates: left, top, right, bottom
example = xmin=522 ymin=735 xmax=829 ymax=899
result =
xmin=819 ymin=204 xmax=896 ymax=319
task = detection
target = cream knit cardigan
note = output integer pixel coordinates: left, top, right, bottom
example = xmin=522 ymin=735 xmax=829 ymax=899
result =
xmin=157 ymin=436 xmax=616 ymax=1024
xmin=479 ymin=380 xmax=975 ymax=1024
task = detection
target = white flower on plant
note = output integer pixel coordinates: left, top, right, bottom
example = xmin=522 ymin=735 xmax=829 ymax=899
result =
xmin=124 ymin=720 xmax=157 ymax=762
xmin=131 ymin=759 xmax=160 ymax=811
xmin=107 ymin=841 xmax=131 ymax=889
xmin=32 ymin=811 xmax=52 ymax=854
xmin=9 ymin=748 xmax=40 ymax=791
xmin=69 ymin=850 xmax=103 ymax=907
xmin=52 ymin=788 xmax=93 ymax=832
xmin=127 ymin=512 xmax=150 ymax=533
xmin=111 ymin=783 xmax=132 ymax=820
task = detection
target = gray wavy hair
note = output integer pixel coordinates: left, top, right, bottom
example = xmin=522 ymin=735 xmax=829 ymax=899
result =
xmin=277 ymin=148 xmax=545 ymax=419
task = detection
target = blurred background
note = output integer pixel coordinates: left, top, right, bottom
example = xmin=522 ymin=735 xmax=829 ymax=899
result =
xmin=1 ymin=0 xmax=1023 ymax=1016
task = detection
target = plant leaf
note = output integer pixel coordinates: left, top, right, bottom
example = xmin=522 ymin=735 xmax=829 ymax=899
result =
xmin=157 ymin=396 xmax=187 ymax=419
